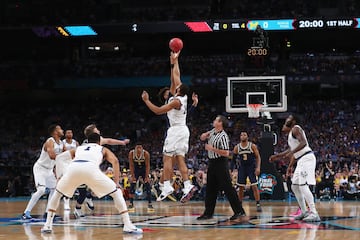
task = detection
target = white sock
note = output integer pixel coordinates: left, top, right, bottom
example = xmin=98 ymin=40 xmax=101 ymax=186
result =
xmin=292 ymin=184 xmax=307 ymax=213
xmin=110 ymin=190 xmax=133 ymax=227
xmin=300 ymin=185 xmax=317 ymax=214
xmin=44 ymin=211 xmax=56 ymax=227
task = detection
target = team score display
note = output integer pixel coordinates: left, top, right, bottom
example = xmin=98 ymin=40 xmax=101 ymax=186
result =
xmin=247 ymin=48 xmax=268 ymax=56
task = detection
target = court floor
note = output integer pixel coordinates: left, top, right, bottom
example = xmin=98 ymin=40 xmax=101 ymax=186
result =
xmin=0 ymin=198 xmax=359 ymax=240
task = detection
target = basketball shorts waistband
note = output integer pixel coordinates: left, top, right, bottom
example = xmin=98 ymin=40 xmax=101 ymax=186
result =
xmin=295 ymin=151 xmax=313 ymax=161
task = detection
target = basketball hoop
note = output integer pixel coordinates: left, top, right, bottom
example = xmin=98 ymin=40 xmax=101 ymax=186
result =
xmin=247 ymin=104 xmax=263 ymax=118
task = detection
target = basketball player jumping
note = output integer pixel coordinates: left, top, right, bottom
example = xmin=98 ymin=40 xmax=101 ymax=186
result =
xmin=269 ymin=115 xmax=320 ymax=222
xmin=141 ymin=51 xmax=196 ymax=202
xmin=157 ymin=87 xmax=198 ymax=198
xmin=233 ymin=131 xmax=262 ymax=212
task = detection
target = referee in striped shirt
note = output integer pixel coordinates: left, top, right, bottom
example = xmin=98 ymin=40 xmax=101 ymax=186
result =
xmin=197 ymin=115 xmax=246 ymax=220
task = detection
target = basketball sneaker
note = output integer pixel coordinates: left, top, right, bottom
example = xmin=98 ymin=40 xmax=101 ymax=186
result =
xmin=158 ymin=183 xmax=164 ymax=191
xmin=157 ymin=185 xmax=174 ymax=201
xmin=180 ymin=185 xmax=197 ymax=203
xmin=230 ymin=211 xmax=246 ymax=220
xmin=85 ymin=197 xmax=95 ymax=211
xmin=147 ymin=204 xmax=155 ymax=212
xmin=256 ymin=204 xmax=262 ymax=212
xmin=303 ymin=212 xmax=320 ymax=222
xmin=40 ymin=225 xmax=52 ymax=234
xmin=63 ymin=198 xmax=70 ymax=211
xmin=123 ymin=224 xmax=143 ymax=234
xmin=73 ymin=208 xmax=85 ymax=218
xmin=128 ymin=204 xmax=135 ymax=212
xmin=294 ymin=211 xmax=309 ymax=220
xmin=289 ymin=207 xmax=302 ymax=217
xmin=22 ymin=212 xmax=32 ymax=220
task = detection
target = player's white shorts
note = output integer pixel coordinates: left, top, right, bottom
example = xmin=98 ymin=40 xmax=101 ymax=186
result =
xmin=292 ymin=153 xmax=316 ymax=185
xmin=56 ymin=161 xmax=116 ymax=198
xmin=55 ymin=150 xmax=72 ymax=179
xmin=163 ymin=125 xmax=189 ymax=157
xmin=33 ymin=162 xmax=57 ymax=189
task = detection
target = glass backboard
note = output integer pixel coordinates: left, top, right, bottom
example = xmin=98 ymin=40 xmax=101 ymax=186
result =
xmin=226 ymin=75 xmax=287 ymax=113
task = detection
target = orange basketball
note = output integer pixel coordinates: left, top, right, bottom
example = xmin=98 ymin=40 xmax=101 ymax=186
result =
xmin=169 ymin=37 xmax=183 ymax=52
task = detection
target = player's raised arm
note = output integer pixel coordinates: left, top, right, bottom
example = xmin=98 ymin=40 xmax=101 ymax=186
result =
xmin=170 ymin=51 xmax=181 ymax=96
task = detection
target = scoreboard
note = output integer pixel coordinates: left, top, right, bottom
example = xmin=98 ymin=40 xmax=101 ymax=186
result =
xmin=26 ymin=17 xmax=360 ymax=37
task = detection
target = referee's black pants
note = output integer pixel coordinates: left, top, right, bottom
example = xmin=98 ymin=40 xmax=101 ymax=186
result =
xmin=203 ymin=157 xmax=245 ymax=216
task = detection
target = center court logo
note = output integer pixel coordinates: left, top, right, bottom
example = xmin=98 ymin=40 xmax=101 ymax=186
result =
xmin=258 ymin=173 xmax=277 ymax=194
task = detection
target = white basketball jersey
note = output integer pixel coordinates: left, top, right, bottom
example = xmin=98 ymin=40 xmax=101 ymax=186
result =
xmin=73 ymin=143 xmax=104 ymax=166
xmin=288 ymin=125 xmax=312 ymax=159
xmin=37 ymin=137 xmax=64 ymax=169
xmin=167 ymin=95 xmax=187 ymax=127
xmin=62 ymin=139 xmax=77 ymax=150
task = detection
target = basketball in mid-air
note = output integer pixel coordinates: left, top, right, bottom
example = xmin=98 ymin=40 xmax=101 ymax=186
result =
xmin=169 ymin=38 xmax=183 ymax=52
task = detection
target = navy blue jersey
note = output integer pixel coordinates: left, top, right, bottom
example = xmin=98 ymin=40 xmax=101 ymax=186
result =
xmin=236 ymin=142 xmax=256 ymax=165
xmin=131 ymin=149 xmax=146 ymax=169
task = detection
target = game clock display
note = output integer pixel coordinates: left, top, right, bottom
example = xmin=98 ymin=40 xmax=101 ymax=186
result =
xmin=247 ymin=47 xmax=268 ymax=56
xmin=296 ymin=19 xmax=324 ymax=28
xmin=293 ymin=18 xmax=358 ymax=29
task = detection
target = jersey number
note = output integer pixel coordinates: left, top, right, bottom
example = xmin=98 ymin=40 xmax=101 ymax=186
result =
xmin=242 ymin=154 xmax=248 ymax=161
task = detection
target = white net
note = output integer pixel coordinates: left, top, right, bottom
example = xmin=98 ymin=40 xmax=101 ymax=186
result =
xmin=247 ymin=104 xmax=263 ymax=118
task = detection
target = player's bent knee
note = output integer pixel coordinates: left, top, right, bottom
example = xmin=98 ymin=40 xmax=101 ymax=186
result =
xmin=36 ymin=185 xmax=47 ymax=195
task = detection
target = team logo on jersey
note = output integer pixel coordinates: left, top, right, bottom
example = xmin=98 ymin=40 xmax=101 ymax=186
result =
xmin=258 ymin=173 xmax=277 ymax=195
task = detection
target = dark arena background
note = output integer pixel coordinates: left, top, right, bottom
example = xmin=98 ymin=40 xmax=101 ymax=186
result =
xmin=0 ymin=1 xmax=359 ymax=239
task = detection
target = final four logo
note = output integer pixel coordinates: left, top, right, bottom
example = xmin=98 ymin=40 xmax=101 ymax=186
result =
xmin=258 ymin=173 xmax=277 ymax=194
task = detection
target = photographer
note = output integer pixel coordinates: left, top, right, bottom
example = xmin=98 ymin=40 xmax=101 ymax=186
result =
xmin=315 ymin=160 xmax=336 ymax=199
xmin=343 ymin=174 xmax=360 ymax=200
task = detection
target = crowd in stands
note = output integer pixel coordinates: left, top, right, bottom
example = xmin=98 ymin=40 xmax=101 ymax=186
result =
xmin=1 ymin=0 xmax=360 ymax=26
xmin=1 ymin=93 xmax=359 ymax=200
xmin=1 ymin=52 xmax=360 ymax=90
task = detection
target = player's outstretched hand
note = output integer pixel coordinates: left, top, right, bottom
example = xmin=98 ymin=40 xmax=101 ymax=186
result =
xmin=141 ymin=90 xmax=149 ymax=101
xmin=123 ymin=139 xmax=130 ymax=145
xmin=170 ymin=51 xmax=180 ymax=62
